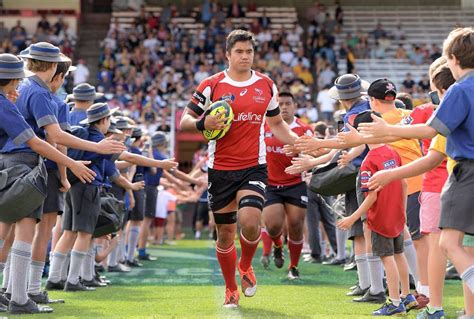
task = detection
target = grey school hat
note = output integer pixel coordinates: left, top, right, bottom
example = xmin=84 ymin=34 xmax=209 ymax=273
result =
xmin=107 ymin=119 xmax=123 ymax=134
xmin=151 ymin=132 xmax=167 ymax=147
xmin=80 ymin=102 xmax=119 ymax=125
xmin=328 ymin=74 xmax=370 ymax=100
xmin=68 ymin=83 xmax=104 ymax=101
xmin=115 ymin=116 xmax=135 ymax=130
xmin=0 ymin=53 xmax=34 ymax=79
xmin=19 ymin=42 xmax=70 ymax=63
xmin=131 ymin=127 xmax=143 ymax=138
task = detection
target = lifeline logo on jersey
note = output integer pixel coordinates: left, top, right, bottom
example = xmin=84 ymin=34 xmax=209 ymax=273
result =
xmin=234 ymin=112 xmax=262 ymax=123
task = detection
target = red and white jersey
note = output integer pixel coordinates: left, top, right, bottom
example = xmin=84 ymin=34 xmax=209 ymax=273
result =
xmin=265 ymin=118 xmax=313 ymax=186
xmin=188 ymin=70 xmax=280 ymax=170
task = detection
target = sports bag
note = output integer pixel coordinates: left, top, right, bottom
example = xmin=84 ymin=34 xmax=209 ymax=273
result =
xmin=93 ymin=193 xmax=126 ymax=238
xmin=0 ymin=158 xmax=47 ymax=223
xmin=309 ymin=150 xmax=358 ymax=196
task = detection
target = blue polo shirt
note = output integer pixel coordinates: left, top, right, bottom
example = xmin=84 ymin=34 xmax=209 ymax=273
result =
xmin=2 ymin=76 xmax=58 ymax=154
xmin=130 ymin=145 xmax=145 ymax=182
xmin=70 ymin=108 xmax=87 ymax=126
xmin=45 ymin=94 xmax=72 ymax=170
xmin=428 ymin=71 xmax=474 ymax=161
xmin=0 ymin=91 xmax=35 ymax=150
xmin=103 ymin=159 xmax=120 ymax=190
xmin=144 ymin=149 xmax=165 ymax=186
xmin=343 ymin=99 xmax=370 ymax=167
xmin=82 ymin=126 xmax=120 ymax=187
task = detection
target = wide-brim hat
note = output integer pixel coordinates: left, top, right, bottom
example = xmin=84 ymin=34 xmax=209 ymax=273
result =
xmin=107 ymin=120 xmax=123 ymax=134
xmin=151 ymin=132 xmax=167 ymax=147
xmin=19 ymin=42 xmax=71 ymax=63
xmin=131 ymin=127 xmax=143 ymax=138
xmin=80 ymin=102 xmax=119 ymax=125
xmin=115 ymin=116 xmax=135 ymax=130
xmin=328 ymin=74 xmax=370 ymax=100
xmin=0 ymin=53 xmax=35 ymax=79
xmin=67 ymin=82 xmax=104 ymax=101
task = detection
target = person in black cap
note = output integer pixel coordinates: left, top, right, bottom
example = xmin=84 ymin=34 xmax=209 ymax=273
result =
xmin=0 ymin=53 xmax=96 ymax=314
xmin=291 ymin=73 xmax=374 ymax=300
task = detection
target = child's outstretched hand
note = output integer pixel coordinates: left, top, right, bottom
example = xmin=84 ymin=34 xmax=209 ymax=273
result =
xmin=337 ymin=216 xmax=355 ymax=231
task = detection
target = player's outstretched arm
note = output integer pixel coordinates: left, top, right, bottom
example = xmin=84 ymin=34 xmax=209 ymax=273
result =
xmin=266 ymin=114 xmax=298 ymax=145
xmin=368 ymin=150 xmax=445 ymax=191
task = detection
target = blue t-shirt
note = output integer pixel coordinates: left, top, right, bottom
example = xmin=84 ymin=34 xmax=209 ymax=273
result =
xmin=428 ymin=71 xmax=474 ymax=161
xmin=81 ymin=126 xmax=120 ymax=187
xmin=2 ymin=76 xmax=58 ymax=154
xmin=0 ymin=92 xmax=35 ymax=150
xmin=70 ymin=108 xmax=87 ymax=126
xmin=130 ymin=145 xmax=145 ymax=182
xmin=45 ymin=94 xmax=72 ymax=170
xmin=144 ymin=149 xmax=165 ymax=186
xmin=103 ymin=159 xmax=120 ymax=189
xmin=343 ymin=99 xmax=370 ymax=167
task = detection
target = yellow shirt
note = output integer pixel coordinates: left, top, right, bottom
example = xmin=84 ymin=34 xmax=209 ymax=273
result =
xmin=429 ymin=134 xmax=456 ymax=174
xmin=382 ymin=108 xmax=423 ymax=194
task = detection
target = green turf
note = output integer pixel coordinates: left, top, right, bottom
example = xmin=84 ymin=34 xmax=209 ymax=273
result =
xmin=13 ymin=239 xmax=465 ymax=318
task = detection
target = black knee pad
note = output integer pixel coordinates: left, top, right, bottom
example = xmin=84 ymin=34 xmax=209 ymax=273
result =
xmin=213 ymin=211 xmax=237 ymax=225
xmin=238 ymin=195 xmax=264 ymax=211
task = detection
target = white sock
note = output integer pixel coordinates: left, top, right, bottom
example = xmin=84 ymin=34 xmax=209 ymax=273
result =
xmin=48 ymin=252 xmax=67 ymax=283
xmin=460 ymin=265 xmax=474 ymax=293
xmin=367 ymin=253 xmax=385 ymax=294
xmin=404 ymin=239 xmax=418 ymax=283
xmin=336 ymin=228 xmax=347 ymax=261
xmin=1 ymin=251 xmax=10 ymax=290
xmin=127 ymin=226 xmax=140 ymax=262
xmin=355 ymin=254 xmax=370 ymax=290
xmin=27 ymin=260 xmax=45 ymax=295
xmin=10 ymin=240 xmax=32 ymax=305
xmin=67 ymin=250 xmax=87 ymax=285
xmin=391 ymin=298 xmax=401 ymax=306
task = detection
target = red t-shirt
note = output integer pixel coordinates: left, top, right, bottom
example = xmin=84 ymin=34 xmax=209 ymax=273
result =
xmin=360 ymin=145 xmax=405 ymax=238
xmin=265 ymin=118 xmax=313 ymax=186
xmin=187 ymin=70 xmax=280 ymax=170
xmin=401 ymin=103 xmax=448 ymax=193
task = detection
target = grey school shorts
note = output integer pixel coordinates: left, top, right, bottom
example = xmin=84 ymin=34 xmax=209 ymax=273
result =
xmin=145 ymin=185 xmax=158 ymax=218
xmin=129 ymin=189 xmax=145 ymax=221
xmin=439 ymin=161 xmax=474 ymax=235
xmin=43 ymin=168 xmax=65 ymax=215
xmin=371 ymin=230 xmax=404 ymax=257
xmin=63 ymin=183 xmax=100 ymax=234
xmin=0 ymin=152 xmax=44 ymax=221
xmin=346 ymin=189 xmax=364 ymax=240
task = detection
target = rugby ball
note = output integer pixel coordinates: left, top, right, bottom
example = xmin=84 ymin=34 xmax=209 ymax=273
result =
xmin=202 ymin=101 xmax=233 ymax=140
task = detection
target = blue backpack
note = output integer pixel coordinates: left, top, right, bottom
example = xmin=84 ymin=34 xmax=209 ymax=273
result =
xmin=67 ymin=126 xmax=90 ymax=184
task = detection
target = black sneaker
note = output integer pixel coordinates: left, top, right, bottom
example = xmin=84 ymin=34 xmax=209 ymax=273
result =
xmin=45 ymin=280 xmax=65 ymax=291
xmin=95 ymin=264 xmax=106 ymax=273
xmin=82 ymin=278 xmax=107 ymax=287
xmin=64 ymin=281 xmax=96 ymax=292
xmin=287 ymin=267 xmax=300 ymax=280
xmin=272 ymin=246 xmax=284 ymax=269
xmin=8 ymin=299 xmax=53 ymax=314
xmin=353 ymin=289 xmax=386 ymax=303
xmin=0 ymin=304 xmax=6 ymax=312
xmin=125 ymin=259 xmax=143 ymax=267
xmin=107 ymin=264 xmax=131 ymax=273
xmin=137 ymin=253 xmax=157 ymax=261
xmin=0 ymin=293 xmax=9 ymax=307
xmin=346 ymin=285 xmax=369 ymax=296
xmin=343 ymin=261 xmax=357 ymax=271
xmin=28 ymin=291 xmax=65 ymax=304
xmin=445 ymin=264 xmax=461 ymax=280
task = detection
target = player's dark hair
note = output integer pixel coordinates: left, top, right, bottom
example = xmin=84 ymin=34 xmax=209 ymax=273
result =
xmin=278 ymin=92 xmax=295 ymax=102
xmin=226 ymin=29 xmax=256 ymax=53
xmin=395 ymin=93 xmax=413 ymax=110
xmin=431 ymin=64 xmax=456 ymax=91
xmin=313 ymin=121 xmax=327 ymax=137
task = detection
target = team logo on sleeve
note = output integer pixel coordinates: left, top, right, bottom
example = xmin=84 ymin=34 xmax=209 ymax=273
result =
xmin=359 ymin=170 xmax=371 ymax=188
xmin=383 ymin=159 xmax=397 ymax=169
xmin=220 ymin=93 xmax=235 ymax=103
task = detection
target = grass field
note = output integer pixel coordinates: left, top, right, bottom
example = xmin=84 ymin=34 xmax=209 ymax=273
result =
xmin=13 ymin=239 xmax=465 ymax=318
